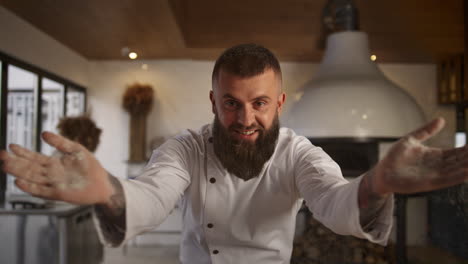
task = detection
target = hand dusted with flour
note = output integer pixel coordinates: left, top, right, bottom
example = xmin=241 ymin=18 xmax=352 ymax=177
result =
xmin=375 ymin=117 xmax=468 ymax=194
xmin=0 ymin=132 xmax=113 ymax=205
xmin=0 ymin=132 xmax=127 ymax=244
xmin=359 ymin=118 xmax=468 ymax=211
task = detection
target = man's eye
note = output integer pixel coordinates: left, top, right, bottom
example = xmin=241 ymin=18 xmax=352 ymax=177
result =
xmin=224 ymin=100 xmax=238 ymax=108
xmin=255 ymin=101 xmax=267 ymax=107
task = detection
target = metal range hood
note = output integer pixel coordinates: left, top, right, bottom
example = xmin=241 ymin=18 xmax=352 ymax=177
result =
xmin=286 ymin=31 xmax=425 ymax=138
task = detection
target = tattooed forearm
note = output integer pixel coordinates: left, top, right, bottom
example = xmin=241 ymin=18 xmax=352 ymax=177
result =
xmin=358 ymin=168 xmax=388 ymax=231
xmin=94 ymin=173 xmax=126 ymax=246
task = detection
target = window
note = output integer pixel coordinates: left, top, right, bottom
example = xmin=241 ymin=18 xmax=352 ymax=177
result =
xmin=6 ymin=65 xmax=39 ymax=195
xmin=66 ymin=86 xmax=86 ymax=116
xmin=0 ymin=51 xmax=87 ymax=199
xmin=7 ymin=65 xmax=38 ymax=151
xmin=41 ymin=77 xmax=65 ymax=155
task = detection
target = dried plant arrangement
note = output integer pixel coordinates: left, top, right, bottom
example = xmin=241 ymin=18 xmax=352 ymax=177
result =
xmin=122 ymin=83 xmax=154 ymax=116
xmin=122 ymin=83 xmax=154 ymax=162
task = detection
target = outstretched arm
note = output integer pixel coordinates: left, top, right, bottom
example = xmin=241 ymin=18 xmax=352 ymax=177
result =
xmin=0 ymin=132 xmax=126 ymax=244
xmin=358 ymin=117 xmax=468 ymax=227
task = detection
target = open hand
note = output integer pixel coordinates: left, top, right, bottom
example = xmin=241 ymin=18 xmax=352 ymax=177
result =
xmin=373 ymin=117 xmax=468 ymax=195
xmin=0 ymin=132 xmax=112 ymax=205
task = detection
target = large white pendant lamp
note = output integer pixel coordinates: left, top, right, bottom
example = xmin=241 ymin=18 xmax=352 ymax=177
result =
xmin=286 ymin=31 xmax=426 ymax=138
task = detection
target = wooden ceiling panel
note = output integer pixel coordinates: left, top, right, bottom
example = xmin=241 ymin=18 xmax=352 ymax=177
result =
xmin=0 ymin=0 xmax=464 ymax=62
xmin=175 ymin=0 xmax=463 ymax=62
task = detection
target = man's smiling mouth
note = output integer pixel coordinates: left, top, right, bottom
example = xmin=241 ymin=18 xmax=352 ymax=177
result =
xmin=238 ymin=130 xmax=256 ymax=135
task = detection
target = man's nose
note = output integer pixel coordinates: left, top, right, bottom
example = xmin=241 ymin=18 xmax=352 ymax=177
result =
xmin=237 ymin=106 xmax=255 ymax=127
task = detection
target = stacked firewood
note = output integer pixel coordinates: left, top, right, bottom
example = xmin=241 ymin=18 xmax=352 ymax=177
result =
xmin=291 ymin=215 xmax=396 ymax=264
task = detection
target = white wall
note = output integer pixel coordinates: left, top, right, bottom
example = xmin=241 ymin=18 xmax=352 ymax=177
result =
xmin=87 ymin=60 xmax=214 ymax=177
xmin=0 ymin=6 xmax=89 ymax=86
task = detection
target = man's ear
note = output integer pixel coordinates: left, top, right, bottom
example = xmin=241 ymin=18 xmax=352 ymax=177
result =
xmin=277 ymin=92 xmax=286 ymax=115
xmin=210 ymin=90 xmax=216 ymax=114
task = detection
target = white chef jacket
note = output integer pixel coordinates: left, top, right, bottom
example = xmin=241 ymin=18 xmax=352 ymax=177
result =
xmin=95 ymin=124 xmax=393 ymax=264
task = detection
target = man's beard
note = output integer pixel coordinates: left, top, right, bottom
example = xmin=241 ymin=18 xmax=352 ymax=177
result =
xmin=212 ymin=114 xmax=280 ymax=181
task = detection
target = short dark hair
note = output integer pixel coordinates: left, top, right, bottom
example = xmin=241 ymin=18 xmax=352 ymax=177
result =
xmin=212 ymin=43 xmax=282 ymax=87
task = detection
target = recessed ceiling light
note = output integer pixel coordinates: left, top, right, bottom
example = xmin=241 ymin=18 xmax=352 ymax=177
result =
xmin=129 ymin=52 xmax=138 ymax=59
xmin=370 ymin=55 xmax=377 ymax=61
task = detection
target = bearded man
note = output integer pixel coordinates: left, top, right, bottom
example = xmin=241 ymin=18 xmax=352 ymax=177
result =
xmin=2 ymin=44 xmax=468 ymax=264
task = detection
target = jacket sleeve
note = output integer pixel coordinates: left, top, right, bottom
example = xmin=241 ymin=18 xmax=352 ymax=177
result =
xmin=293 ymin=137 xmax=393 ymax=245
xmin=94 ymin=136 xmax=192 ymax=246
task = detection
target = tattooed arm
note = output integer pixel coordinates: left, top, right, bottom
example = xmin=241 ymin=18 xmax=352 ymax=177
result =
xmin=94 ymin=174 xmax=126 ymax=246
xmin=358 ymin=168 xmax=389 ymax=230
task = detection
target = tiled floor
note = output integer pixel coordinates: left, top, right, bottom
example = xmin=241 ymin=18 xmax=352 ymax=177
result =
xmin=103 ymin=245 xmax=179 ymax=264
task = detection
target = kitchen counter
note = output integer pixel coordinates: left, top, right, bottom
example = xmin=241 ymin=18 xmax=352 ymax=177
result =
xmin=0 ymin=202 xmax=89 ymax=216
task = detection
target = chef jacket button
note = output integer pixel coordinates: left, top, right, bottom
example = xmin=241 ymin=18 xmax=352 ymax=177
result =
xmin=208 ymin=137 xmax=213 ymax=143
xmin=207 ymin=223 xmax=214 ymax=228
xmin=212 ymin=249 xmax=219 ymax=255
xmin=209 ymin=177 xmax=216 ymax=183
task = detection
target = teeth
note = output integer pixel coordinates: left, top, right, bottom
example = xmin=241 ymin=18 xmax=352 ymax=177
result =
xmin=240 ymin=130 xmax=255 ymax=135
